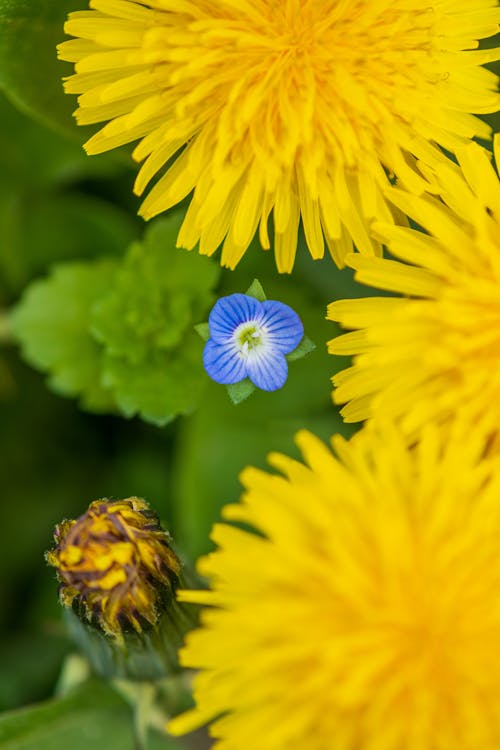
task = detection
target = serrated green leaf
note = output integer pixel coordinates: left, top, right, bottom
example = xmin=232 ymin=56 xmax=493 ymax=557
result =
xmin=91 ymin=214 xmax=220 ymax=365
xmin=10 ymin=261 xmax=117 ymax=412
xmin=286 ymin=335 xmax=316 ymax=362
xmin=86 ymin=214 xmax=220 ymax=424
xmin=245 ymin=278 xmax=267 ymax=301
xmin=9 ymin=215 xmax=220 ymax=424
xmin=226 ymin=378 xmax=255 ymax=405
xmin=101 ymin=333 xmax=207 ymax=427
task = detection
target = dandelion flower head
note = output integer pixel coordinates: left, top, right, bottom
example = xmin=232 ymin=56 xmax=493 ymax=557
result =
xmin=59 ymin=0 xmax=500 ymax=271
xmin=329 ymin=136 xmax=500 ymax=440
xmin=46 ymin=497 xmax=180 ymax=638
xmin=169 ymin=423 xmax=500 ymax=750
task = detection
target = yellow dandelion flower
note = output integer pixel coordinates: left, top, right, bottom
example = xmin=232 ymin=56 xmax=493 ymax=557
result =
xmin=58 ymin=0 xmax=500 ymax=271
xmin=328 ymin=135 xmax=500 ymax=439
xmin=46 ymin=497 xmax=180 ymax=639
xmin=169 ymin=423 xmax=500 ymax=750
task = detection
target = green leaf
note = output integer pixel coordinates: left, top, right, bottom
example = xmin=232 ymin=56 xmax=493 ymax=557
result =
xmin=10 ymin=214 xmax=220 ymax=425
xmin=245 ymin=278 xmax=267 ymax=301
xmin=0 ymin=191 xmax=139 ymax=297
xmin=0 ymin=2 xmax=136 ymax=173
xmin=10 ymin=261 xmax=117 ymax=412
xmin=286 ymin=335 xmax=316 ymax=362
xmin=101 ymin=334 xmax=207 ymax=427
xmin=0 ymin=633 xmax=70 ymax=713
xmin=0 ymin=91 xmax=125 ymax=189
xmin=0 ymin=90 xmax=137 ymax=301
xmin=226 ymin=378 xmax=255 ymax=405
xmin=89 ymin=214 xmax=220 ymax=424
xmin=0 ymin=0 xmax=86 ymax=137
xmin=91 ymin=215 xmax=220 ymax=364
xmin=0 ymin=679 xmax=186 ymax=750
xmin=0 ymin=0 xmax=130 ymax=151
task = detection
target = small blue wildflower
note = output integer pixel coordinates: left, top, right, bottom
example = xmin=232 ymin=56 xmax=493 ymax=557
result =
xmin=203 ymin=294 xmax=304 ymax=392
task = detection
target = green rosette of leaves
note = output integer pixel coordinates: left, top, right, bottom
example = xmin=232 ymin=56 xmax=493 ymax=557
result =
xmin=10 ymin=213 xmax=220 ymax=426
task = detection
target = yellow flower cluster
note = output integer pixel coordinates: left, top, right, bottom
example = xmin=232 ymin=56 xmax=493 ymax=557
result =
xmin=329 ymin=138 xmax=500 ymax=440
xmin=59 ymin=0 xmax=500 ymax=271
xmin=170 ymin=424 xmax=500 ymax=750
xmin=56 ymin=3 xmax=500 ymax=749
xmin=155 ymin=3 xmax=500 ymax=746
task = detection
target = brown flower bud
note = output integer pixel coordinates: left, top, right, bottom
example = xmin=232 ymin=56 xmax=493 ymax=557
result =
xmin=46 ymin=497 xmax=181 ymax=641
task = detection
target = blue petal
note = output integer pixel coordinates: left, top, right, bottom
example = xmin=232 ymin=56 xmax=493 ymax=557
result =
xmin=208 ymin=294 xmax=262 ymax=343
xmin=203 ymin=339 xmax=247 ymax=384
xmin=246 ymin=349 xmax=288 ymax=392
xmin=260 ymin=300 xmax=304 ymax=354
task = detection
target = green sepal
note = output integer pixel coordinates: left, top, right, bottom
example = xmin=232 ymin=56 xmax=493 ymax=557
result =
xmin=226 ymin=378 xmax=256 ymax=405
xmin=286 ymin=335 xmax=316 ymax=362
xmin=225 ymin=336 xmax=315 ymax=402
xmin=245 ymin=278 xmax=267 ymax=301
xmin=63 ymin=578 xmax=198 ymax=683
xmin=194 ymin=322 xmax=210 ymax=342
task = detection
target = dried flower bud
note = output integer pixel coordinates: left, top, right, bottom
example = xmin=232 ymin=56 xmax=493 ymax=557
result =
xmin=46 ymin=498 xmax=198 ymax=680
xmin=46 ymin=497 xmax=188 ymax=667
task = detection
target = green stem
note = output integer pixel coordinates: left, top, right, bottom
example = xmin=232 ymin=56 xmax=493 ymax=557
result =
xmin=113 ymin=680 xmax=157 ymax=750
xmin=134 ymin=683 xmax=157 ymax=750
xmin=113 ymin=672 xmax=193 ymax=746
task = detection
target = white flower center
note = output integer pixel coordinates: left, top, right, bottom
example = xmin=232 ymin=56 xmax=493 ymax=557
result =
xmin=233 ymin=321 xmax=266 ymax=357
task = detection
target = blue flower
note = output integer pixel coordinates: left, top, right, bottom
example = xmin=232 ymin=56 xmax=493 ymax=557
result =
xmin=203 ymin=294 xmax=304 ymax=392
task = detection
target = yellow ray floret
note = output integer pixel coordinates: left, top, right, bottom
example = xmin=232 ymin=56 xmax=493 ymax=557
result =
xmin=168 ymin=422 xmax=500 ymax=750
xmin=59 ymin=0 xmax=500 ymax=271
xmin=328 ymin=135 xmax=500 ymax=440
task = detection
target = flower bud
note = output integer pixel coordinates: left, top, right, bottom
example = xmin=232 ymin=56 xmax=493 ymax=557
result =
xmin=46 ymin=497 xmax=195 ymax=680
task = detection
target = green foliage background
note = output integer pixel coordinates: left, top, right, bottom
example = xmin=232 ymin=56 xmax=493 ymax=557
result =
xmin=6 ymin=0 xmax=490 ymax=747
